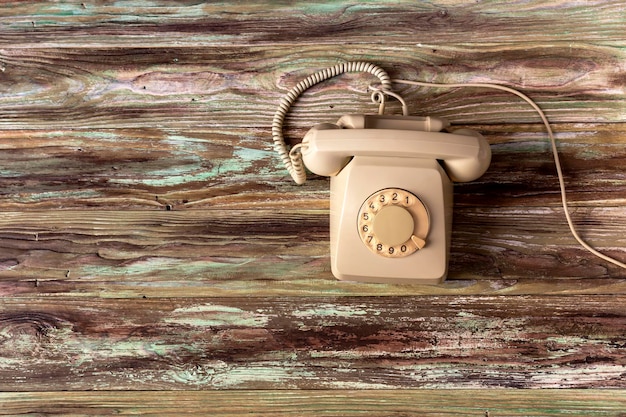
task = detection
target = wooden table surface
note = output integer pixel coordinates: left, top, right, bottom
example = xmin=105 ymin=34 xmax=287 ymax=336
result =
xmin=1 ymin=1 xmax=625 ymax=415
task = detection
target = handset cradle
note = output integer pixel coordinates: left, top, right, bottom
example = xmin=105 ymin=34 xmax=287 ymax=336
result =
xmin=302 ymin=116 xmax=490 ymax=182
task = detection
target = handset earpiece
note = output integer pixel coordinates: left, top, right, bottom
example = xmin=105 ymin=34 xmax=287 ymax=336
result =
xmin=440 ymin=129 xmax=491 ymax=182
xmin=301 ymin=123 xmax=348 ymax=176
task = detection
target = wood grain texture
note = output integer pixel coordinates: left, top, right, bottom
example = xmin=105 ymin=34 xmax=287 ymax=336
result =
xmin=1 ymin=44 xmax=625 ymax=129
xmin=1 ymin=390 xmax=626 ymax=416
xmin=0 ymin=1 xmax=624 ymax=47
xmin=0 ymin=124 xmax=624 ymax=210
xmin=0 ymin=209 xmax=625 ymax=299
xmin=0 ymin=296 xmax=624 ymax=390
xmin=1 ymin=0 xmax=626 ymax=413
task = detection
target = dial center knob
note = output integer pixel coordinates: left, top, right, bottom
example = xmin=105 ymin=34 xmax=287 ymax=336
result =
xmin=373 ymin=205 xmax=414 ymax=246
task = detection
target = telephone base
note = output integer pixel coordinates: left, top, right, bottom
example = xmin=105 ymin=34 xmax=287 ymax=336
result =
xmin=330 ymin=156 xmax=453 ymax=285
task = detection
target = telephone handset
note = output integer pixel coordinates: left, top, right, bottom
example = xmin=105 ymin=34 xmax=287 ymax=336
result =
xmin=302 ymin=114 xmax=490 ymax=182
xmin=300 ymin=114 xmax=491 ymax=284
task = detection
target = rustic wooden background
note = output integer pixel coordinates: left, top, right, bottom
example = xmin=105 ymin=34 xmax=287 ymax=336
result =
xmin=1 ymin=1 xmax=625 ymax=415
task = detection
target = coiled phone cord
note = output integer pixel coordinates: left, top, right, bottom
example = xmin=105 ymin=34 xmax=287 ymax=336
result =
xmin=272 ymin=61 xmax=396 ymax=184
xmin=273 ymin=61 xmax=626 ymax=270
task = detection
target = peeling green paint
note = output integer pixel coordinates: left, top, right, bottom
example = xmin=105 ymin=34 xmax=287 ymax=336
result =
xmin=15 ymin=190 xmax=101 ymax=203
xmin=166 ymin=304 xmax=270 ymax=328
xmin=167 ymin=362 xmax=316 ymax=388
xmin=109 ymin=147 xmax=275 ymax=187
xmin=81 ymin=257 xmax=257 ymax=278
xmin=292 ymin=304 xmax=373 ymax=318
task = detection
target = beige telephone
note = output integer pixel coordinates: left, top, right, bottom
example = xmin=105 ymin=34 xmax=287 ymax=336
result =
xmin=301 ymin=114 xmax=490 ymax=284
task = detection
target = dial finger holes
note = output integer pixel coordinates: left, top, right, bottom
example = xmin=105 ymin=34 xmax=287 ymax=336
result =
xmin=357 ymin=188 xmax=429 ymax=258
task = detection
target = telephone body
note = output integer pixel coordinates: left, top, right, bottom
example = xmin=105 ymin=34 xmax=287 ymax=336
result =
xmin=301 ymin=114 xmax=491 ymax=284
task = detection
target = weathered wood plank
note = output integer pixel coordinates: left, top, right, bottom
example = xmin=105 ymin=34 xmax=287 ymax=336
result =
xmin=0 ymin=1 xmax=624 ymax=47
xmin=1 ymin=44 xmax=624 ymax=129
xmin=1 ymin=390 xmax=625 ymax=416
xmin=0 ymin=208 xmax=624 ymax=298
xmin=0 ymin=296 xmax=624 ymax=390
xmin=5 ymin=277 xmax=626 ymax=298
xmin=0 ymin=128 xmax=300 ymax=210
xmin=0 ymin=124 xmax=624 ymax=209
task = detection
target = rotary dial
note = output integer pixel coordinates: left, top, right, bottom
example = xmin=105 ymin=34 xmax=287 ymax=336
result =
xmin=357 ymin=188 xmax=429 ymax=258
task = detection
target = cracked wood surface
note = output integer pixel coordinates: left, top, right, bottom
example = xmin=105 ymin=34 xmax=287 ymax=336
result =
xmin=1 ymin=296 xmax=625 ymax=391
xmin=1 ymin=0 xmax=625 ymax=415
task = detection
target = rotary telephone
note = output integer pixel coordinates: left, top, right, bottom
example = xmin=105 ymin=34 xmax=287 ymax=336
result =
xmin=272 ymin=62 xmax=626 ymax=284
xmin=301 ymin=114 xmax=490 ymax=284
